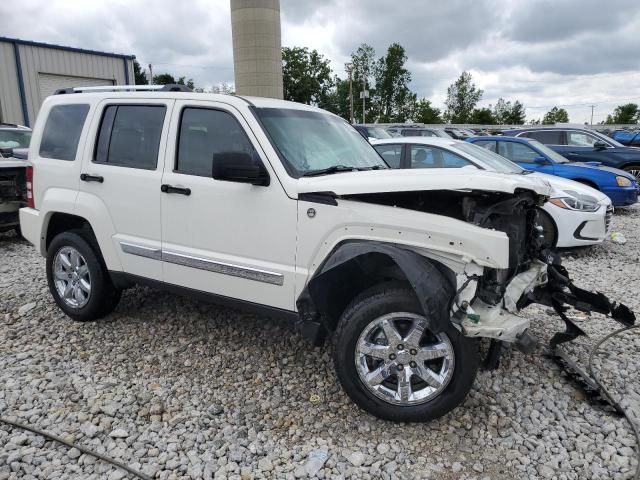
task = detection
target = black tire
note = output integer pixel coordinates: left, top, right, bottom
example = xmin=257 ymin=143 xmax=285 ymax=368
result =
xmin=333 ymin=283 xmax=479 ymax=422
xmin=13 ymin=224 xmax=22 ymax=239
xmin=46 ymin=230 xmax=121 ymax=321
xmin=536 ymin=208 xmax=558 ymax=249
xmin=622 ymin=164 xmax=640 ymax=182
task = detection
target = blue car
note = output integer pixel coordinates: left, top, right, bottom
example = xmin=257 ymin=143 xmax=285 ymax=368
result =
xmin=503 ymin=127 xmax=640 ymax=183
xmin=466 ymin=136 xmax=639 ymax=207
xmin=611 ymin=130 xmax=640 ymax=147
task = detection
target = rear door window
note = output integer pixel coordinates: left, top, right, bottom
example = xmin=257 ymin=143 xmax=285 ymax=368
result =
xmin=567 ymin=131 xmax=599 ymax=147
xmin=94 ymin=105 xmax=166 ymax=169
xmin=473 ymin=140 xmax=497 ymax=152
xmin=410 ymin=145 xmax=472 ymax=168
xmin=521 ymin=130 xmax=564 ymax=145
xmin=39 ymin=104 xmax=90 ymax=160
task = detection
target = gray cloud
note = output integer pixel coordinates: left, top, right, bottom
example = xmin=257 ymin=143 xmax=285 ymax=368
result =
xmin=0 ymin=0 xmax=638 ymax=122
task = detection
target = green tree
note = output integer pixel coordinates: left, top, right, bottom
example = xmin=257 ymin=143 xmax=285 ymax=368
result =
xmin=282 ymin=47 xmax=334 ymax=105
xmin=373 ymin=43 xmax=413 ymax=122
xmin=444 ymin=71 xmax=483 ymax=123
xmin=412 ymin=98 xmax=442 ymax=123
xmin=470 ymin=107 xmax=496 ymax=124
xmin=349 ymin=44 xmax=378 ymax=123
xmin=542 ymin=106 xmax=569 ymax=124
xmin=605 ymin=103 xmax=639 ymax=124
xmin=133 ymin=60 xmax=148 ymax=85
xmin=492 ymin=98 xmax=526 ymax=124
xmin=153 ymin=73 xmax=195 ymax=90
xmin=320 ymin=76 xmax=351 ymax=119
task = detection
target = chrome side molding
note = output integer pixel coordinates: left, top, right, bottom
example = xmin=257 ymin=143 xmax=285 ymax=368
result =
xmin=119 ymin=242 xmax=284 ymax=286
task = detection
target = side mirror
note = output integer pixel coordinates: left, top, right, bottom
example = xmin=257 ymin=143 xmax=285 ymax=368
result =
xmin=593 ymin=141 xmax=608 ymax=150
xmin=534 ymin=156 xmax=549 ymax=165
xmin=212 ymin=152 xmax=270 ymax=186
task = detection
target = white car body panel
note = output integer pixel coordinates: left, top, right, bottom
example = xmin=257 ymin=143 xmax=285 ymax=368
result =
xmin=372 ymin=137 xmax=610 ymax=247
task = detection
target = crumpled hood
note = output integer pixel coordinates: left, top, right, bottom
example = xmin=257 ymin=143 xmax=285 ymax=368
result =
xmin=296 ymin=167 xmax=552 ymax=197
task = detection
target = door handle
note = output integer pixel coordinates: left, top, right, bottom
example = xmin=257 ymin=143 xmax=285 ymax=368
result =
xmin=161 ymin=184 xmax=191 ymax=196
xmin=80 ymin=173 xmax=104 ymax=183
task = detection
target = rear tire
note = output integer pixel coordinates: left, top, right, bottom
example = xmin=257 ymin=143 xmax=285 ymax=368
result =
xmin=46 ymin=230 xmax=121 ymax=321
xmin=333 ymin=283 xmax=479 ymax=422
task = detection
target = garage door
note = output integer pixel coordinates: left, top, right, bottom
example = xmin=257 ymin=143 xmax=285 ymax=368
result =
xmin=38 ymin=73 xmax=114 ymax=101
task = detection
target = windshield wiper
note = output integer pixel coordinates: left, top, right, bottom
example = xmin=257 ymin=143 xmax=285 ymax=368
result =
xmin=302 ymin=165 xmax=358 ymax=177
xmin=360 ymin=165 xmax=387 ymax=171
xmin=520 ymin=169 xmax=534 ymax=175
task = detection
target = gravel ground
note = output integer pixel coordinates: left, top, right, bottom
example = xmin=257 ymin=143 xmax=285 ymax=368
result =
xmin=1 ymin=207 xmax=639 ymax=480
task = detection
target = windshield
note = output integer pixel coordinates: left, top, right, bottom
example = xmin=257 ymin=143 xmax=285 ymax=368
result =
xmin=527 ymin=139 xmax=570 ymax=163
xmin=0 ymin=130 xmax=31 ymax=148
xmin=454 ymin=142 xmax=524 ymax=174
xmin=365 ymin=127 xmax=392 ymax=139
xmin=255 ymin=108 xmax=388 ymax=177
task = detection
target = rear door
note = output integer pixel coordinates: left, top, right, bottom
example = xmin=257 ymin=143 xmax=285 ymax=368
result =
xmin=79 ymin=98 xmax=173 ymax=280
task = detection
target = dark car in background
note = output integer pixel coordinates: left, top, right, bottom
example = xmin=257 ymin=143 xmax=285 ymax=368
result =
xmin=352 ymin=124 xmax=393 ymax=141
xmin=504 ymin=127 xmax=640 ymax=181
xmin=386 ymin=125 xmax=451 ymax=138
xmin=467 ymin=136 xmax=638 ymax=207
xmin=444 ymin=127 xmax=476 ymax=140
xmin=610 ymin=130 xmax=640 ymax=147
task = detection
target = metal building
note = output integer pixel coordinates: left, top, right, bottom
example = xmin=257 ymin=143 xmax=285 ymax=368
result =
xmin=230 ymin=0 xmax=283 ymax=99
xmin=0 ymin=37 xmax=135 ymax=127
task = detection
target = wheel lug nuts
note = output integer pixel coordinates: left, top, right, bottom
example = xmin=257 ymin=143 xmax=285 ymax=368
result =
xmin=397 ymin=344 xmax=404 ymax=350
xmin=410 ymin=349 xmax=417 ymax=355
xmin=409 ymin=361 xmax=417 ymax=368
xmin=397 ymin=364 xmax=404 ymax=371
xmin=389 ymin=353 xmax=396 ymax=360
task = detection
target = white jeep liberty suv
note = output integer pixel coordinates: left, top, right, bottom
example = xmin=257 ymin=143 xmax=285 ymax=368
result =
xmin=20 ymin=85 xmax=628 ymax=422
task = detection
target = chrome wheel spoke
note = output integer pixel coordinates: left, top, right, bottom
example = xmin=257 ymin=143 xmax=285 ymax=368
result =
xmin=70 ymin=250 xmax=81 ymax=269
xmin=358 ymin=342 xmax=391 ymax=360
xmin=77 ymin=265 xmax=89 ymax=278
xmin=397 ymin=368 xmax=412 ymax=402
xmin=365 ymin=365 xmax=387 ymax=386
xmin=414 ymin=364 xmax=444 ymax=389
xmin=59 ymin=253 xmax=72 ymax=270
xmin=403 ymin=319 xmax=426 ymax=347
xmin=63 ymin=281 xmax=74 ymax=299
xmin=79 ymin=278 xmax=91 ymax=294
xmin=54 ymin=269 xmax=68 ymax=281
xmin=380 ymin=319 xmax=403 ymax=344
xmin=415 ymin=342 xmax=450 ymax=362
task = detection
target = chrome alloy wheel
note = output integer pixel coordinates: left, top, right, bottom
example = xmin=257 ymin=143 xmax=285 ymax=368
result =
xmin=53 ymin=246 xmax=92 ymax=308
xmin=355 ymin=312 xmax=455 ymax=405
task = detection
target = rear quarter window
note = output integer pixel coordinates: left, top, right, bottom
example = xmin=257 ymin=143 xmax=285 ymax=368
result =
xmin=39 ymin=104 xmax=90 ymax=160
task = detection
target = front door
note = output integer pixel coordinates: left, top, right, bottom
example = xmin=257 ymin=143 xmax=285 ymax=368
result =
xmin=160 ymin=101 xmax=297 ymax=310
xmin=498 ymin=141 xmax=555 ymax=174
xmin=79 ymin=99 xmax=173 ymax=280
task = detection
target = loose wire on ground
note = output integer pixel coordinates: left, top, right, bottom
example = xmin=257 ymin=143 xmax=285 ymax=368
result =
xmin=0 ymin=416 xmax=152 ymax=480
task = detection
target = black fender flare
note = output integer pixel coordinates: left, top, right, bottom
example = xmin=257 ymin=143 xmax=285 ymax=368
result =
xmin=296 ymin=241 xmax=456 ymax=344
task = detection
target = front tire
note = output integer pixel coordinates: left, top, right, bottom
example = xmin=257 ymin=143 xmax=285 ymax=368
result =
xmin=333 ymin=283 xmax=479 ymax=422
xmin=46 ymin=231 xmax=121 ymax=321
xmin=622 ymin=164 xmax=640 ymax=182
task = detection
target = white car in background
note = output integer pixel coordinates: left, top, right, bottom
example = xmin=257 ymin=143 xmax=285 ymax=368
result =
xmin=372 ymin=137 xmax=612 ymax=248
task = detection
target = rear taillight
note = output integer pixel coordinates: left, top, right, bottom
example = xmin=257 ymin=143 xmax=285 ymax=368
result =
xmin=26 ymin=166 xmax=34 ymax=208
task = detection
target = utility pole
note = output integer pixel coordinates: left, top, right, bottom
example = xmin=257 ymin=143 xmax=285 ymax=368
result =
xmin=346 ymin=63 xmax=354 ymax=124
xmin=148 ymin=63 xmax=153 ymax=85
xmin=589 ymin=104 xmax=596 ymax=125
xmin=362 ymin=77 xmax=366 ymax=124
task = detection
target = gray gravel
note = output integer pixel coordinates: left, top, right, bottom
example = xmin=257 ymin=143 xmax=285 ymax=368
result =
xmin=1 ymin=206 xmax=639 ymax=480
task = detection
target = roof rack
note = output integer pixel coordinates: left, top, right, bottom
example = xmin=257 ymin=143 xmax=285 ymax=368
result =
xmin=54 ymin=84 xmax=192 ymax=95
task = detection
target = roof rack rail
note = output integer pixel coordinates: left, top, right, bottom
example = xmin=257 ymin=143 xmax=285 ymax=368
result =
xmin=54 ymin=84 xmax=192 ymax=95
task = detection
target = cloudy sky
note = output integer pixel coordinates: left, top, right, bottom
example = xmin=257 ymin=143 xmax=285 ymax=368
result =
xmin=2 ymin=0 xmax=640 ymax=123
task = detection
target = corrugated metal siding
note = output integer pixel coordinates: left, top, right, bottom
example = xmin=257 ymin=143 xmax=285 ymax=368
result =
xmin=0 ymin=42 xmax=23 ymax=124
xmin=18 ymin=44 xmax=129 ymax=124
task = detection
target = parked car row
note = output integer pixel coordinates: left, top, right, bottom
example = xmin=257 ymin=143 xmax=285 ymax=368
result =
xmin=0 ymin=123 xmax=31 ymax=235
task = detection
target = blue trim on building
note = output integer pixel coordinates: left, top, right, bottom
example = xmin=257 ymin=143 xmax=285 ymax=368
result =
xmin=0 ymin=36 xmax=135 ymax=60
xmin=123 ymin=57 xmax=130 ymax=84
xmin=12 ymin=42 xmax=29 ymax=127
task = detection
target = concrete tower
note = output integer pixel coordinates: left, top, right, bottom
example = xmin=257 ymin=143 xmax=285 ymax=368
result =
xmin=230 ymin=0 xmax=283 ymax=99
